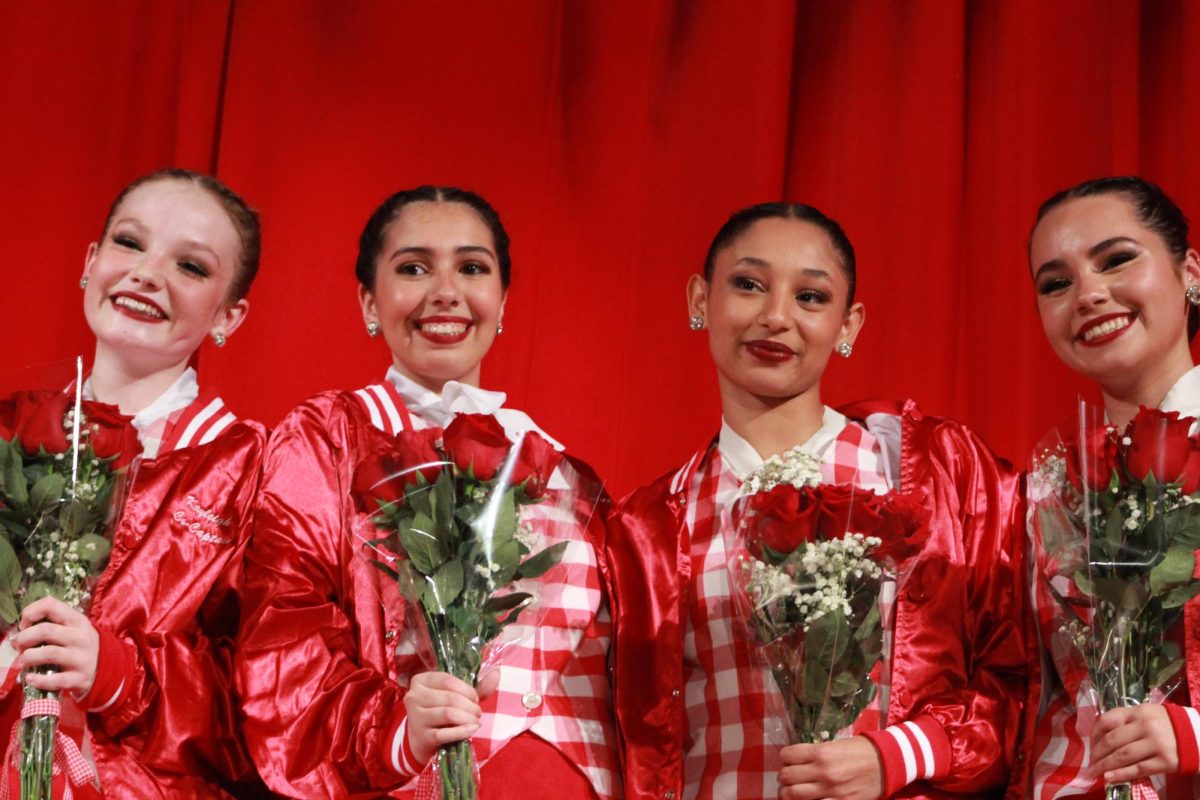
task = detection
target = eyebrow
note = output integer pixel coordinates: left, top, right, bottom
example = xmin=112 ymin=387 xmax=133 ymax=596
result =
xmin=388 ymin=245 xmax=496 ymax=260
xmin=734 ymin=256 xmax=831 ymax=279
xmin=1034 ymin=236 xmax=1140 ymax=281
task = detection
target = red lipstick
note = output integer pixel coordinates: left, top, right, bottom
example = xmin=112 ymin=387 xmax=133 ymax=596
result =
xmin=110 ymin=292 xmax=167 ymax=322
xmin=416 ymin=315 xmax=472 ymax=345
xmin=744 ymin=339 xmax=795 ymax=363
xmin=1076 ymin=313 xmax=1135 ymax=348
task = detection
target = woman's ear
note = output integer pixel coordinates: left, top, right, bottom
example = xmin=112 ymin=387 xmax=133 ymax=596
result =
xmin=358 ymin=283 xmax=378 ymax=329
xmin=686 ymin=274 xmax=708 ymax=325
xmin=839 ymin=301 xmax=866 ymax=348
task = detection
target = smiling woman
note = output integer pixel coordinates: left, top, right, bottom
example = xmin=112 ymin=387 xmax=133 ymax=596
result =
xmin=235 ymin=185 xmax=620 ymax=799
xmin=0 ymin=168 xmax=268 ymax=797
xmin=606 ymin=201 xmax=1027 ymax=800
xmin=1022 ymin=177 xmax=1200 ymax=800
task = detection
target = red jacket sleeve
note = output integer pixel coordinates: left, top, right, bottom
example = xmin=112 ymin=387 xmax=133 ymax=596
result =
xmin=235 ymin=395 xmax=414 ymax=798
xmin=895 ymin=416 xmax=1028 ymax=796
xmin=82 ymin=420 xmax=267 ymax=795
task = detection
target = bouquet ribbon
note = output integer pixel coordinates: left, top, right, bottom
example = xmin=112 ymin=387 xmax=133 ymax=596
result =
xmin=1 ymin=697 xmax=98 ymax=800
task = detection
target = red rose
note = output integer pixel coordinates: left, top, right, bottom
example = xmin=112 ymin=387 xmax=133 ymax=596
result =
xmin=871 ymin=491 xmax=927 ymax=568
xmin=507 ymin=430 xmax=563 ymax=499
xmin=1065 ymin=422 xmax=1120 ymax=493
xmin=392 ymin=427 xmax=446 ymax=486
xmin=442 ymin=414 xmax=511 ymax=481
xmin=1123 ymin=407 xmax=1197 ymax=485
xmin=352 ymin=447 xmax=409 ymax=512
xmin=6 ymin=392 xmax=70 ymax=455
xmin=813 ymin=483 xmax=862 ymax=539
xmin=1181 ymin=446 xmax=1200 ymax=494
xmin=743 ymin=485 xmax=820 ymax=555
xmin=81 ymin=401 xmax=137 ymax=466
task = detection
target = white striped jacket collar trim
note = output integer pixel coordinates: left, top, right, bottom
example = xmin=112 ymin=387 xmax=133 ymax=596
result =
xmin=354 ymin=384 xmax=411 ymax=436
xmin=166 ymin=396 xmax=237 ymax=453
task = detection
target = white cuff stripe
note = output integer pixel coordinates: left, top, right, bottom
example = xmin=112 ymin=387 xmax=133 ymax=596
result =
xmin=175 ymin=398 xmax=223 ymax=449
xmin=902 ymin=720 xmax=936 ymax=779
xmin=368 ymin=384 xmax=403 ymax=435
xmin=197 ymin=411 xmax=236 ymax=446
xmin=885 ymin=725 xmax=918 ymax=784
xmin=89 ymin=678 xmax=125 ymax=713
xmin=391 ymin=718 xmax=408 ymax=775
xmin=1184 ymin=706 xmax=1200 ymax=752
xmin=355 ymin=389 xmax=384 ymax=432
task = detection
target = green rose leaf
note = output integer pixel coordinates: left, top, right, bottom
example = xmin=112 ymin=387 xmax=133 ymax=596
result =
xmin=1149 ymin=547 xmax=1197 ymax=595
xmin=29 ymin=472 xmax=66 ymax=515
xmin=429 ymin=559 xmax=464 ymax=609
xmin=516 ymin=541 xmax=568 ymax=580
xmin=400 ymin=512 xmax=445 ymax=575
xmin=24 ymin=581 xmax=56 ymax=606
xmin=1 ymin=441 xmax=28 ymax=509
xmin=483 ymin=591 xmax=531 ymax=614
xmin=488 ymin=537 xmax=522 ymax=585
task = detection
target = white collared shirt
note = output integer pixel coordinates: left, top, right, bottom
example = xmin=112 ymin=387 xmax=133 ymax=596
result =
xmin=1159 ymin=364 xmax=1200 ymax=419
xmin=717 ymin=406 xmax=853 ymax=481
xmin=82 ymin=367 xmax=200 ymax=459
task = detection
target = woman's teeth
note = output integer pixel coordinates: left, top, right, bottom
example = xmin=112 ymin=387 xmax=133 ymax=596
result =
xmin=114 ymin=296 xmax=165 ymax=319
xmin=422 ymin=322 xmax=467 ymax=335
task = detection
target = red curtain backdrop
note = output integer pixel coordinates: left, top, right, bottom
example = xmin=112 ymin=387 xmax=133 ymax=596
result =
xmin=4 ymin=0 xmax=1199 ymax=496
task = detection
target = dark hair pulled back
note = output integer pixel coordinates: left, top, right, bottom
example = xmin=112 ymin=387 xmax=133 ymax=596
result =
xmin=704 ymin=202 xmax=857 ymax=306
xmin=355 ymin=186 xmax=511 ymax=290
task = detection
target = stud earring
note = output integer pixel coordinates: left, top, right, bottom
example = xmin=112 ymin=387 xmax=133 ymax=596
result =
xmin=688 ymin=315 xmax=704 ymax=331
xmin=1187 ymin=284 xmax=1200 ymax=306
xmin=79 ymin=277 xmax=88 ymax=289
xmin=366 ymin=321 xmax=380 ymax=338
xmin=497 ymin=321 xmax=504 ymax=335
xmin=836 ymin=341 xmax=853 ymax=358
xmin=212 ymin=332 xmax=227 ymax=348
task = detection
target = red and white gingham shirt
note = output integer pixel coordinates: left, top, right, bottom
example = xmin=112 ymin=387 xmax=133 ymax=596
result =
xmin=355 ymin=375 xmax=619 ymax=800
xmin=677 ymin=409 xmax=899 ymax=799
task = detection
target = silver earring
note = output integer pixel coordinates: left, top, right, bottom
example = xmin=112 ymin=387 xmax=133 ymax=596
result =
xmin=366 ymin=321 xmax=380 ymax=338
xmin=212 ymin=332 xmax=227 ymax=348
xmin=496 ymin=321 xmax=504 ymax=335
xmin=1187 ymin=285 xmax=1200 ymax=306
xmin=836 ymin=341 xmax=853 ymax=358
xmin=79 ymin=277 xmax=88 ymax=289
xmin=689 ymin=315 xmax=704 ymax=331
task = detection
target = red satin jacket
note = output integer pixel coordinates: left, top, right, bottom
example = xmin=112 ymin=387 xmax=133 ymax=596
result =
xmin=0 ymin=391 xmax=267 ymax=798
xmin=235 ymin=391 xmax=614 ymax=799
xmin=604 ymin=399 xmax=1028 ymax=800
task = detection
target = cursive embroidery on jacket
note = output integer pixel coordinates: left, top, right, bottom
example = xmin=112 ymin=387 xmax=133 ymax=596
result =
xmin=171 ymin=494 xmax=235 ymax=545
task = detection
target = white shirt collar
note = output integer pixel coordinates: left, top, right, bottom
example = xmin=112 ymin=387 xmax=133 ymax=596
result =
xmin=1159 ymin=364 xmax=1200 ymax=419
xmin=385 ymin=366 xmax=507 ymax=428
xmin=718 ymin=406 xmax=849 ymax=480
xmin=81 ymin=367 xmax=199 ymax=434
xmin=81 ymin=367 xmax=199 ymax=460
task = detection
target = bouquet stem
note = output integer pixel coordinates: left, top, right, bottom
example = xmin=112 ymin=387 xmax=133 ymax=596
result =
xmin=18 ymin=679 xmax=58 ymax=800
xmin=423 ymin=607 xmax=481 ymax=800
xmin=436 ymin=740 xmax=477 ymax=800
xmin=1104 ymin=784 xmax=1132 ymax=800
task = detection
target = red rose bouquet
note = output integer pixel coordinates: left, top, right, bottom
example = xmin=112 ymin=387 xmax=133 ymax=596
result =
xmin=0 ymin=366 xmax=137 ymax=800
xmin=1029 ymin=404 xmax=1200 ymax=800
xmin=354 ymin=414 xmax=586 ymax=800
xmin=729 ymin=446 xmax=921 ymax=744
